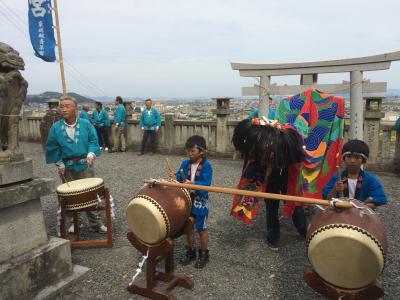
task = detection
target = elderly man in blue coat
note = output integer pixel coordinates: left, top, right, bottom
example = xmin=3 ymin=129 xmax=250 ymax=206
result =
xmin=46 ymin=96 xmax=107 ymax=234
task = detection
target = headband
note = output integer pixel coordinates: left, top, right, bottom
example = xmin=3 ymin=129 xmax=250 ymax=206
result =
xmin=342 ymin=151 xmax=368 ymax=161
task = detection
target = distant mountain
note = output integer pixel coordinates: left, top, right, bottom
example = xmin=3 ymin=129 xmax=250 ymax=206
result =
xmin=26 ymin=91 xmax=96 ymax=104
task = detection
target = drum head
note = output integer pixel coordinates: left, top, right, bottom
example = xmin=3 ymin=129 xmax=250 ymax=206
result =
xmin=57 ymin=178 xmax=104 ymax=194
xmin=308 ymin=225 xmax=384 ymax=289
xmin=126 ymin=195 xmax=168 ymax=244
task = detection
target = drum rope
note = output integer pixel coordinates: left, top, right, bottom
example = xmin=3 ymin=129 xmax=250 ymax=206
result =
xmin=96 ymin=193 xmax=116 ymax=219
xmin=128 ymin=250 xmax=149 ymax=286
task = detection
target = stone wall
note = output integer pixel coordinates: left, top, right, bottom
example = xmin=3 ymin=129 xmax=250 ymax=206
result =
xmin=18 ymin=114 xmax=400 ymax=172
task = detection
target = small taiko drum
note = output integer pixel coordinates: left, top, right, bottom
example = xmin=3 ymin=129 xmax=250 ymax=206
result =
xmin=126 ymin=180 xmax=192 ymax=244
xmin=306 ymin=200 xmax=387 ymax=289
xmin=57 ymin=178 xmax=105 ymax=211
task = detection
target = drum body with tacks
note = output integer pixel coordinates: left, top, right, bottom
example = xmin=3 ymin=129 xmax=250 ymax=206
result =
xmin=306 ymin=200 xmax=387 ymax=289
xmin=126 ymin=180 xmax=192 ymax=244
xmin=56 ymin=178 xmax=105 ymax=211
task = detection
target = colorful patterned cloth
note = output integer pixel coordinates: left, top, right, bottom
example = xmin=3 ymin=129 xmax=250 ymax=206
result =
xmin=231 ymin=87 xmax=344 ymax=223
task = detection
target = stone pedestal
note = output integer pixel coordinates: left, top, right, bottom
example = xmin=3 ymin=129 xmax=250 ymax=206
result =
xmin=0 ymin=237 xmax=88 ymax=300
xmin=0 ymin=178 xmax=53 ymax=262
xmin=0 ymin=160 xmax=88 ymax=299
xmin=0 ymin=158 xmax=33 ymax=186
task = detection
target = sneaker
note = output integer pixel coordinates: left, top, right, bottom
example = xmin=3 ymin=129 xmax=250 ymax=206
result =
xmin=180 ymin=247 xmax=196 ymax=265
xmin=194 ymin=249 xmax=209 ymax=269
xmin=98 ymin=224 xmax=108 ymax=233
xmin=266 ymin=239 xmax=279 ymax=251
xmin=90 ymin=224 xmax=108 ymax=233
xmin=68 ymin=223 xmax=83 ymax=234
xmin=100 ymin=147 xmax=103 ymax=150
xmin=105 ymin=147 xmax=109 ymax=151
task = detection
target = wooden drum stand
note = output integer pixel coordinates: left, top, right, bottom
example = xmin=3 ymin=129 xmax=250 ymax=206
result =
xmin=304 ymin=268 xmax=384 ymax=300
xmin=126 ymin=219 xmax=194 ymax=300
xmin=59 ymin=188 xmax=113 ymax=248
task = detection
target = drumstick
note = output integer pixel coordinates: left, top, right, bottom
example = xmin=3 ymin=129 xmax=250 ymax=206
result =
xmin=179 ymin=169 xmax=187 ymax=181
xmin=336 ymin=165 xmax=344 ymax=198
xmin=166 ymin=158 xmax=173 ymax=173
xmin=61 ymin=174 xmax=70 ymax=187
xmin=144 ymin=179 xmax=353 ymax=208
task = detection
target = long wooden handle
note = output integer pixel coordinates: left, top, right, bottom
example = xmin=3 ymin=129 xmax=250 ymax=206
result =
xmin=144 ymin=179 xmax=353 ymax=208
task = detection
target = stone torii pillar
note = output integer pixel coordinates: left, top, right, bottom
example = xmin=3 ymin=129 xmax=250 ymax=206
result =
xmin=349 ymin=70 xmax=363 ymax=140
xmin=258 ymin=75 xmax=270 ymax=118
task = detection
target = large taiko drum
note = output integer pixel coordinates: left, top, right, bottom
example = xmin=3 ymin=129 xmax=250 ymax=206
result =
xmin=56 ymin=178 xmax=105 ymax=211
xmin=126 ymin=180 xmax=192 ymax=245
xmin=306 ymin=200 xmax=387 ymax=289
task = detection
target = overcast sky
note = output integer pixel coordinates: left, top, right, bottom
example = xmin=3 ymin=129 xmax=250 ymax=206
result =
xmin=1 ymin=0 xmax=400 ymax=98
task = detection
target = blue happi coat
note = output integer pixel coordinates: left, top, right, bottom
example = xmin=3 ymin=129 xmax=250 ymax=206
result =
xmin=92 ymin=109 xmax=109 ymax=128
xmin=176 ymin=159 xmax=213 ymax=216
xmin=113 ymin=104 xmax=126 ymax=128
xmin=45 ymin=118 xmax=100 ymax=172
xmin=322 ymin=170 xmax=387 ymax=206
xmin=139 ymin=107 xmax=161 ymax=131
xmin=247 ymin=107 xmax=276 ymax=120
xmin=79 ymin=110 xmax=90 ymax=121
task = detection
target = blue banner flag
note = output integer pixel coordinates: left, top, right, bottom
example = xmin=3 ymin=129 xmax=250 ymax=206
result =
xmin=28 ymin=0 xmax=56 ymax=62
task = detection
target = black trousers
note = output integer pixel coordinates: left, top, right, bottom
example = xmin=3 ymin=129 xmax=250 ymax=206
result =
xmin=265 ymin=200 xmax=308 ymax=244
xmin=264 ymin=167 xmax=308 ymax=244
xmin=140 ymin=130 xmax=157 ymax=154
xmin=96 ymin=126 xmax=110 ymax=148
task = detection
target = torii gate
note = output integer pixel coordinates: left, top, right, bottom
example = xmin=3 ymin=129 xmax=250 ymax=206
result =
xmin=231 ymin=51 xmax=400 ymax=140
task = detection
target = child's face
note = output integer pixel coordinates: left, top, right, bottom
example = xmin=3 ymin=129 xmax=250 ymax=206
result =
xmin=186 ymin=147 xmax=203 ymax=163
xmin=343 ymin=153 xmax=364 ymax=173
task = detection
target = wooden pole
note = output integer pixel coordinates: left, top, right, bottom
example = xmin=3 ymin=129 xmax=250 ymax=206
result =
xmin=144 ymin=179 xmax=353 ymax=208
xmin=53 ymin=0 xmax=67 ymax=96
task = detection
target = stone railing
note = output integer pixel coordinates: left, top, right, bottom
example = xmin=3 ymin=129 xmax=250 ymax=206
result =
xmin=18 ymin=114 xmax=400 ymax=172
xmin=19 ymin=116 xmax=42 ymax=142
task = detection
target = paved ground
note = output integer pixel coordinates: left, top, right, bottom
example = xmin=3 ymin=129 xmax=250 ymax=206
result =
xmin=23 ymin=142 xmax=400 ymax=299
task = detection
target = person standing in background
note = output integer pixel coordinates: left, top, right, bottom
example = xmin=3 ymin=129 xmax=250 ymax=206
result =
xmin=79 ymin=104 xmax=91 ymax=120
xmin=138 ymin=98 xmax=161 ymax=155
xmin=111 ymin=96 xmax=126 ymax=152
xmin=247 ymin=96 xmax=276 ymax=120
xmin=92 ymin=101 xmax=111 ymax=151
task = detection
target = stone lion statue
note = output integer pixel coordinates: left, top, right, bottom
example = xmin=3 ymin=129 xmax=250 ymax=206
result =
xmin=0 ymin=42 xmax=28 ymax=162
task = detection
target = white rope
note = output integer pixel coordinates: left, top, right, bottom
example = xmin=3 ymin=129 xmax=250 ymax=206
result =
xmin=128 ymin=250 xmax=149 ymax=286
xmin=96 ymin=193 xmax=102 ymax=205
xmin=56 ymin=206 xmax=61 ymax=236
xmin=97 ymin=193 xmax=116 ymax=219
xmin=109 ymin=194 xmax=116 ymax=219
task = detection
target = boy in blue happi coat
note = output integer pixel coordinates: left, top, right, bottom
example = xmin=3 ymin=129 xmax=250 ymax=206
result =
xmin=169 ymin=135 xmax=213 ymax=268
xmin=323 ymin=139 xmax=387 ymax=209
xmin=46 ymin=96 xmax=107 ymax=234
